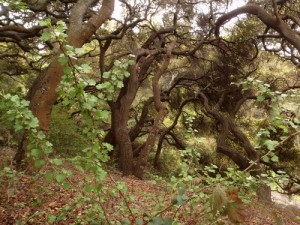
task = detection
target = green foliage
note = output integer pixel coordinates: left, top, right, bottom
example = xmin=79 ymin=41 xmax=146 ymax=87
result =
xmin=0 ymin=107 xmax=16 ymax=146
xmin=39 ymin=19 xmax=67 ymax=42
xmin=0 ymin=166 xmax=19 ymax=199
xmin=49 ymin=106 xmax=90 ymax=157
xmin=148 ymin=217 xmax=173 ymax=225
xmin=159 ymin=136 xmax=297 ymax=224
xmin=158 ymin=148 xmax=182 ymax=177
xmin=239 ymin=77 xmax=299 ymax=165
xmin=96 ymin=59 xmax=135 ymax=101
xmin=0 ymin=93 xmax=53 ymax=166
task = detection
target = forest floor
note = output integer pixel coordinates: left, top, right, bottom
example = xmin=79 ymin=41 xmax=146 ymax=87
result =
xmin=0 ymin=147 xmax=300 ymax=224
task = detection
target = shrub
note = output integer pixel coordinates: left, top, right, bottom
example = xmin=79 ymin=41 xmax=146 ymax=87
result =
xmin=49 ymin=105 xmax=90 ymax=157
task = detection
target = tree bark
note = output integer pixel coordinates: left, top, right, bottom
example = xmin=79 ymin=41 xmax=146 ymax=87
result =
xmin=129 ymin=97 xmax=153 ymax=142
xmin=199 ymin=92 xmax=259 ymax=170
xmin=199 ymin=92 xmax=271 ymax=201
xmin=153 ymin=98 xmax=195 ymax=168
xmin=111 ymin=65 xmax=140 ymax=175
xmin=134 ymin=40 xmax=176 ymax=178
xmin=215 ymin=4 xmax=300 ymax=53
xmin=216 ymin=118 xmax=251 ymax=170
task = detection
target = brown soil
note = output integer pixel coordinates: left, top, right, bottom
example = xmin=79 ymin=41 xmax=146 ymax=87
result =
xmin=0 ymin=149 xmax=299 ymax=224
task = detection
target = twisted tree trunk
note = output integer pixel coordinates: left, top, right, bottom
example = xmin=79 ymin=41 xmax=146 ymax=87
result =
xmin=134 ymin=40 xmax=176 ymax=178
xmin=111 ymin=65 xmax=140 ymax=175
xmin=199 ymin=92 xmax=271 ymax=201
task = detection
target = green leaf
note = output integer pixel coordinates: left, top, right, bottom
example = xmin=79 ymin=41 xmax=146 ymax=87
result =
xmin=83 ymin=102 xmax=94 ymax=110
xmin=116 ymin=182 xmax=127 ymax=193
xmin=271 ymin=155 xmax=279 ymax=162
xmin=56 ymin=21 xmax=67 ymax=30
xmin=83 ymin=184 xmax=94 ymax=193
xmin=39 ymin=18 xmax=51 ymax=27
xmin=20 ymin=100 xmax=30 ymax=107
xmin=88 ymin=79 xmax=96 ymax=86
xmin=48 ymin=215 xmax=57 ymax=223
xmin=128 ymin=59 xmax=135 ymax=65
xmin=257 ymin=95 xmax=265 ymax=102
xmin=34 ymin=159 xmax=46 ymax=168
xmin=261 ymin=155 xmax=269 ymax=163
xmin=121 ymin=219 xmax=130 ymax=225
xmin=61 ymin=99 xmax=70 ymax=106
xmin=277 ymin=124 xmax=288 ymax=132
xmin=149 ymin=217 xmax=173 ymax=225
xmin=52 ymin=158 xmax=63 ymax=166
xmin=65 ymin=45 xmax=74 ymax=52
xmin=135 ymin=218 xmax=143 ymax=225
xmin=40 ymin=32 xmax=51 ymax=41
xmin=55 ymin=22 xmax=67 ymax=39
xmin=55 ymin=174 xmax=66 ymax=183
xmin=75 ymin=48 xmax=85 ymax=55
xmin=73 ymin=164 xmax=84 ymax=173
xmin=31 ymin=148 xmax=42 ymax=157
xmin=14 ymin=123 xmax=23 ymax=132
xmin=264 ymin=140 xmax=279 ymax=151
xmin=28 ymin=118 xmax=39 ymax=128
xmin=106 ymin=83 xmax=114 ymax=93
xmin=37 ymin=131 xmax=45 ymax=139
xmin=80 ymin=64 xmax=91 ymax=73
xmin=124 ymin=71 xmax=131 ymax=77
xmin=45 ymin=173 xmax=53 ymax=182
xmin=57 ymin=33 xmax=67 ymax=41
xmin=103 ymin=142 xmax=113 ymax=152
xmin=10 ymin=95 xmax=19 ymax=102
xmin=103 ymin=72 xmax=111 ymax=79
xmin=117 ymin=81 xmax=124 ymax=88
xmin=63 ymin=66 xmax=73 ymax=75
xmin=177 ymin=194 xmax=188 ymax=205
xmin=95 ymin=110 xmax=110 ymax=120
xmin=114 ymin=60 xmax=122 ymax=67
xmin=96 ymin=83 xmax=105 ymax=90
xmin=58 ymin=55 xmax=68 ymax=65
xmin=269 ymin=126 xmax=277 ymax=133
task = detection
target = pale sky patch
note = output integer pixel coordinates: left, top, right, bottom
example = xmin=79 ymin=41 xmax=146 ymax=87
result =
xmin=110 ymin=0 xmax=248 ymax=35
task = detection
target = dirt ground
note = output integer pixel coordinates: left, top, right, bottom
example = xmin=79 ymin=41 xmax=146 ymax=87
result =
xmin=0 ymin=147 xmax=299 ymax=224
